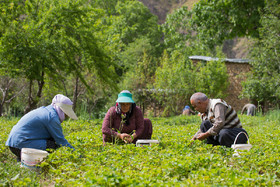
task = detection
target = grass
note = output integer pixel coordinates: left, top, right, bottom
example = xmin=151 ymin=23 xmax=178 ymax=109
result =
xmin=0 ymin=112 xmax=280 ymax=186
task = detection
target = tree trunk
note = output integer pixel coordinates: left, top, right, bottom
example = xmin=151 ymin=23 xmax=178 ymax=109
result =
xmin=24 ymin=74 xmax=45 ymax=114
xmin=142 ymin=100 xmax=145 ymax=117
xmin=0 ymin=77 xmax=26 ymax=116
xmin=0 ymin=91 xmax=6 ymax=117
xmin=72 ymin=56 xmax=82 ymax=112
xmin=24 ymin=79 xmax=34 ymax=114
xmin=0 ymin=104 xmax=3 ymax=117
xmin=73 ymin=76 xmax=79 ymax=112
xmin=0 ymin=79 xmax=9 ymax=117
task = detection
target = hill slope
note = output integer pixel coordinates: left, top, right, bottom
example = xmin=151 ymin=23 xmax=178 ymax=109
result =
xmin=138 ymin=0 xmax=250 ymax=58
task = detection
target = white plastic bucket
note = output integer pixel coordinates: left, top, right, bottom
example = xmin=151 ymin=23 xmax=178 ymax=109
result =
xmin=231 ymin=132 xmax=252 ymax=157
xmin=21 ymin=148 xmax=48 ymax=169
xmin=136 ymin=139 xmax=159 ymax=147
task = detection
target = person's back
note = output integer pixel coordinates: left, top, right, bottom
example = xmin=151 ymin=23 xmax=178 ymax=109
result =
xmin=241 ymin=104 xmax=256 ymax=116
xmin=6 ymin=105 xmax=68 ymax=150
xmin=6 ymin=94 xmax=78 ymax=162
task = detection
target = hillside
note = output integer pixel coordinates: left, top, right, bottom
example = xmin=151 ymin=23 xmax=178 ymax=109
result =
xmin=138 ymin=0 xmax=250 ymax=59
xmin=138 ymin=0 xmax=197 ymax=24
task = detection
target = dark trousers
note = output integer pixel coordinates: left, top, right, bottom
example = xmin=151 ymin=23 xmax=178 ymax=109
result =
xmin=132 ymin=118 xmax=153 ymax=144
xmin=200 ymin=120 xmax=249 ymax=148
xmin=9 ymin=139 xmax=60 ymax=162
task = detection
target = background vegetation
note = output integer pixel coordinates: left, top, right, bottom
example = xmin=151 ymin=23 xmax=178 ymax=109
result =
xmin=1 ymin=0 xmax=279 ymax=118
xmin=1 ymin=1 xmax=279 ymax=186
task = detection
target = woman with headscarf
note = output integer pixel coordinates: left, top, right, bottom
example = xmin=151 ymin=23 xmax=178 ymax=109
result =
xmin=102 ymin=90 xmax=153 ymax=145
xmin=6 ymin=94 xmax=78 ymax=162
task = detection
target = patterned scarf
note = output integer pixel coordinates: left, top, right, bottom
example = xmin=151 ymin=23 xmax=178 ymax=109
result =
xmin=115 ymin=103 xmax=136 ymax=126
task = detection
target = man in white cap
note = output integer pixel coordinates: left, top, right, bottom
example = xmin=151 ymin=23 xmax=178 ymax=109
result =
xmin=6 ymin=94 xmax=78 ymax=162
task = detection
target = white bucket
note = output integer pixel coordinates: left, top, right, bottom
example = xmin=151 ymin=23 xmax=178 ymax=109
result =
xmin=231 ymin=132 xmax=252 ymax=157
xmin=21 ymin=148 xmax=48 ymax=169
xmin=136 ymin=139 xmax=159 ymax=147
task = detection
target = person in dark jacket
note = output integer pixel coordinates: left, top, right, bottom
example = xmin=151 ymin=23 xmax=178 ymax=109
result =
xmin=102 ymin=90 xmax=152 ymax=145
xmin=6 ymin=94 xmax=78 ymax=161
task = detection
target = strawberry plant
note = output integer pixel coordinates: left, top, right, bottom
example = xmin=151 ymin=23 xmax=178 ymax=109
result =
xmin=0 ymin=113 xmax=279 ymax=186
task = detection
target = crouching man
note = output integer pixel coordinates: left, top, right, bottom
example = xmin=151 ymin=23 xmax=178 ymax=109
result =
xmin=190 ymin=92 xmax=248 ymax=147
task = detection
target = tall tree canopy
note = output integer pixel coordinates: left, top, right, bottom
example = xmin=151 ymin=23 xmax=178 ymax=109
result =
xmin=0 ymin=0 xmax=118 ymax=112
xmin=97 ymin=0 xmax=162 ymax=73
xmin=241 ymin=0 xmax=280 ymax=106
xmin=0 ymin=0 xmax=279 ymax=117
xmin=191 ymin=0 xmax=265 ymax=47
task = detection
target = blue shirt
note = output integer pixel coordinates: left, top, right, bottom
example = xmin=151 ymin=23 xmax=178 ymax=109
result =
xmin=5 ymin=105 xmax=74 ymax=150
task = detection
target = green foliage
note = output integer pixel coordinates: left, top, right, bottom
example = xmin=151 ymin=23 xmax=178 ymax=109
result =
xmin=0 ymin=0 xmax=164 ymax=117
xmin=1 ymin=114 xmax=280 ymax=186
xmin=153 ymin=50 xmax=194 ymax=116
xmin=162 ymin=6 xmax=193 ymax=52
xmin=120 ymin=49 xmax=157 ymax=108
xmin=162 ymin=0 xmax=279 ymax=110
xmin=241 ymin=0 xmax=280 ymax=104
xmin=0 ymin=0 xmax=119 ymax=109
xmin=194 ymin=60 xmax=229 ymax=98
xmin=162 ymin=5 xmax=228 ymax=57
xmin=264 ymin=109 xmax=280 ymax=121
xmin=153 ymin=49 xmax=228 ymax=116
xmin=93 ymin=0 xmax=162 ymax=70
xmin=191 ymin=0 xmax=265 ymax=48
xmin=120 ymin=37 xmax=157 ymax=71
xmin=162 ymin=0 xmax=266 ymax=54
xmin=114 ymin=1 xmax=161 ymax=46
xmin=241 ymin=75 xmax=273 ymax=103
xmin=0 ymin=0 xmax=279 ymax=117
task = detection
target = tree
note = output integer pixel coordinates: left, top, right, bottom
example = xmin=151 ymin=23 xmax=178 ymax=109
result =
xmin=162 ymin=5 xmax=225 ymax=57
xmin=241 ymin=0 xmax=280 ymax=110
xmin=194 ymin=60 xmax=229 ymax=99
xmin=120 ymin=37 xmax=157 ymax=72
xmin=191 ymin=0 xmax=266 ymax=48
xmin=153 ymin=50 xmax=194 ymax=116
xmin=0 ymin=0 xmax=118 ymax=113
xmin=93 ymin=0 xmax=162 ymax=74
xmin=0 ymin=76 xmax=25 ymax=116
xmin=162 ymin=6 xmax=193 ymax=52
xmin=114 ymin=1 xmax=161 ymax=46
xmin=120 ymin=48 xmax=157 ymax=114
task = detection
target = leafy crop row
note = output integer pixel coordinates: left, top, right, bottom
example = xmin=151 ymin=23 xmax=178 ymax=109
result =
xmin=0 ymin=114 xmax=279 ymax=186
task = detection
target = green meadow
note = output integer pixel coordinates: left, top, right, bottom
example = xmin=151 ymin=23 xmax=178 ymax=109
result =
xmin=1 ymin=112 xmax=280 ymax=186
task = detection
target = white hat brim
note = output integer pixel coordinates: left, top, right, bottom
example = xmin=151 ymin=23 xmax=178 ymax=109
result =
xmin=55 ymin=103 xmax=78 ymax=120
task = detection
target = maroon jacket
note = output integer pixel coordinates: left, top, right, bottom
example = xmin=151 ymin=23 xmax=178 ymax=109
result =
xmin=102 ymin=106 xmax=145 ymax=142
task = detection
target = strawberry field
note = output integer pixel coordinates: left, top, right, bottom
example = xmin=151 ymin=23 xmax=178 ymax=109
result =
xmin=0 ymin=112 xmax=280 ymax=186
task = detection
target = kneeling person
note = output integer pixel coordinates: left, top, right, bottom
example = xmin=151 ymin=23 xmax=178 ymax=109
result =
xmin=6 ymin=94 xmax=78 ymax=162
xmin=190 ymin=92 xmax=248 ymax=147
xmin=102 ymin=90 xmax=153 ymax=145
